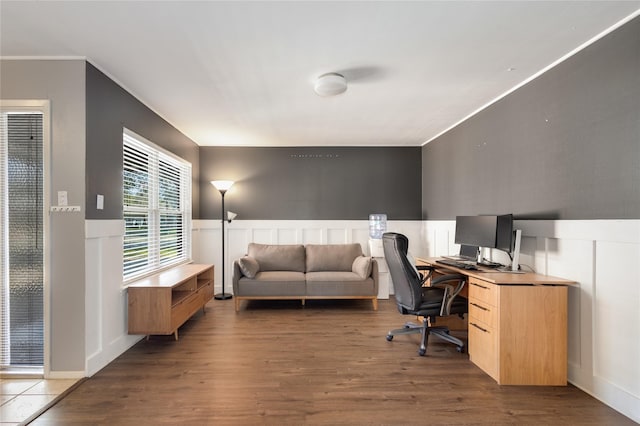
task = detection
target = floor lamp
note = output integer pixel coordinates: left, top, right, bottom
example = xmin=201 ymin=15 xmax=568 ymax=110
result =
xmin=211 ymin=180 xmax=234 ymax=300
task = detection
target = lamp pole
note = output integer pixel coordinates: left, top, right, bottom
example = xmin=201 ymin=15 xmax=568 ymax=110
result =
xmin=211 ymin=180 xmax=234 ymax=300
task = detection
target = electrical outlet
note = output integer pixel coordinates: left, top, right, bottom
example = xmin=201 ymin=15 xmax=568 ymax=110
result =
xmin=97 ymin=194 xmax=104 ymax=210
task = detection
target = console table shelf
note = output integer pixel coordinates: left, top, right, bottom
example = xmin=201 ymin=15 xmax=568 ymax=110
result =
xmin=127 ymin=263 xmax=214 ymax=340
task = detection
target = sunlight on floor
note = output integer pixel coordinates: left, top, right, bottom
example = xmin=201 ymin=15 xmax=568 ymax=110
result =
xmin=0 ymin=378 xmax=78 ymax=425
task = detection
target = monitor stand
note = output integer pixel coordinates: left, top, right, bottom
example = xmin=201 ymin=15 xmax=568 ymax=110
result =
xmin=511 ymin=229 xmax=522 ymax=272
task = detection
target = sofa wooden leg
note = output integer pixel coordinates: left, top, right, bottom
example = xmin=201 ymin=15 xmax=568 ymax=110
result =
xmin=372 ymin=298 xmax=378 ymax=311
xmin=301 ymin=299 xmax=305 ymax=307
xmin=235 ymin=298 xmax=240 ymax=312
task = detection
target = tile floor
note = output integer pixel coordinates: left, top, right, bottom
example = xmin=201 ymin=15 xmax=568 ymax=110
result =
xmin=0 ymin=378 xmax=78 ymax=425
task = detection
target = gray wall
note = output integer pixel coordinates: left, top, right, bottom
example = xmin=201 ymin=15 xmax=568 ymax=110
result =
xmin=85 ymin=63 xmax=201 ymax=219
xmin=1 ymin=59 xmax=87 ymax=372
xmin=422 ymin=15 xmax=640 ymax=220
xmin=200 ymin=146 xmax=422 ymax=220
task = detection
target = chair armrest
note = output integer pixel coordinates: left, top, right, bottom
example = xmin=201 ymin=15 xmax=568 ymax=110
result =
xmin=416 ymin=264 xmax=433 ymax=286
xmin=429 ymin=273 xmax=467 ymax=316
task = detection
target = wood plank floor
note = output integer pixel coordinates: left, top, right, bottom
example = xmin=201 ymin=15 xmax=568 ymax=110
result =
xmin=32 ymin=298 xmax=635 ymax=425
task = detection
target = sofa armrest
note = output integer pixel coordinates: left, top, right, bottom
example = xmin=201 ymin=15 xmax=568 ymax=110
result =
xmin=370 ymin=258 xmax=379 ymax=295
xmin=232 ymin=260 xmax=243 ymax=295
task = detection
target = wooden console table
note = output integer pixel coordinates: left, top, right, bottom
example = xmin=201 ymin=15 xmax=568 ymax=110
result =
xmin=127 ymin=263 xmax=214 ymax=340
xmin=417 ymin=257 xmax=576 ymax=386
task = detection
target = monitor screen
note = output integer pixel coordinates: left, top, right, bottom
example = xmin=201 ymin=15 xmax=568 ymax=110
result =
xmin=454 ymin=216 xmax=497 ymax=248
xmin=496 ymin=214 xmax=514 ymax=252
xmin=459 ymin=244 xmax=479 ymax=260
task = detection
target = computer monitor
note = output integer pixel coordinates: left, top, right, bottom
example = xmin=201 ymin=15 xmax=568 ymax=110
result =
xmin=459 ymin=244 xmax=479 ymax=260
xmin=496 ymin=214 xmax=514 ymax=253
xmin=454 ymin=215 xmax=497 ymax=248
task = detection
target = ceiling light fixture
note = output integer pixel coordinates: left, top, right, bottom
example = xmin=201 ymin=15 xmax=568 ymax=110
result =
xmin=314 ymin=72 xmax=347 ymax=97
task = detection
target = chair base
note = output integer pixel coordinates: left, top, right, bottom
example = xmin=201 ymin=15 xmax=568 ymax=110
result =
xmin=386 ymin=319 xmax=465 ymax=356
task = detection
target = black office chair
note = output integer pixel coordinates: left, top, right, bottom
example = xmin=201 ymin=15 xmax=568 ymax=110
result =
xmin=383 ymin=232 xmax=468 ymax=356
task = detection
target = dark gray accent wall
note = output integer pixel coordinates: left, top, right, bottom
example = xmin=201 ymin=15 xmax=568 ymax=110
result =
xmin=85 ymin=62 xmax=200 ymax=219
xmin=422 ymin=16 xmax=640 ymax=220
xmin=200 ymin=147 xmax=421 ymax=220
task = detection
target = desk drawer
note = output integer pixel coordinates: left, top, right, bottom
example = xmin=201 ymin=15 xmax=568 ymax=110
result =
xmin=171 ymin=292 xmax=202 ymax=331
xmin=469 ymin=299 xmax=496 ymax=328
xmin=469 ymin=278 xmax=497 ymax=306
xmin=197 ymin=280 xmax=214 ymax=304
xmin=468 ymin=319 xmax=497 ymax=380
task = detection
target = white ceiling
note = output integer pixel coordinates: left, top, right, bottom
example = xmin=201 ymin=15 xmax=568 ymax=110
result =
xmin=1 ymin=1 xmax=639 ymax=147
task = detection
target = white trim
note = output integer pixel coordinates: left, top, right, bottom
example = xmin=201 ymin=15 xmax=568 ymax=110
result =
xmin=85 ymin=334 xmax=141 ymax=378
xmin=83 ymin=218 xmax=639 ymax=421
xmin=123 ymin=128 xmax=192 ymax=167
xmin=122 ymin=129 xmax=192 ymax=281
xmin=421 ymin=218 xmax=640 ymax=423
xmin=422 ymin=8 xmax=640 ymax=146
xmin=0 ymin=109 xmax=7 ymax=367
xmin=45 ymin=370 xmax=86 ymax=380
xmin=517 ymin=219 xmax=640 ymax=244
xmin=0 ymin=56 xmax=87 ymax=61
xmin=96 ymin=67 xmax=184 ymax=144
xmin=42 ymin=101 xmax=51 ymax=379
xmin=85 ymin=219 xmax=124 ymax=239
xmin=192 ymin=219 xmax=424 ymax=297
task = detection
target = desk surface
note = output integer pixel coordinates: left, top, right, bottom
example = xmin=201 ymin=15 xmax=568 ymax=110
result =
xmin=417 ymin=257 xmax=577 ymax=286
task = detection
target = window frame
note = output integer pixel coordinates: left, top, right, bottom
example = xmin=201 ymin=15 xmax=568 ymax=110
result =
xmin=122 ymin=128 xmax=192 ymax=282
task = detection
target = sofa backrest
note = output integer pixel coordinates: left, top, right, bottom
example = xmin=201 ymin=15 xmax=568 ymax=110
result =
xmin=305 ymin=243 xmax=363 ymax=272
xmin=247 ymin=243 xmax=306 ymax=272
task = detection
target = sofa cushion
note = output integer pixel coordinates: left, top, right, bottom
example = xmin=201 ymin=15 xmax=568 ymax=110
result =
xmin=305 ymin=271 xmax=376 ymax=296
xmin=352 ymin=256 xmax=372 ymax=279
xmin=305 ymin=243 xmax=363 ymax=272
xmin=236 ymin=271 xmax=306 ymax=296
xmin=247 ymin=243 xmax=305 ymax=272
xmin=238 ymin=255 xmax=260 ymax=278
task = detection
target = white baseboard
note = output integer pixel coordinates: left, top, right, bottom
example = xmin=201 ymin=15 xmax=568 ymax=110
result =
xmin=45 ymin=370 xmax=86 ymax=379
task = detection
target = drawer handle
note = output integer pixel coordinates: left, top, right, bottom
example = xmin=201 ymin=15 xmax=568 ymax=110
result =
xmin=470 ymin=322 xmax=488 ymax=333
xmin=470 ymin=302 xmax=489 ymax=311
xmin=471 ymin=282 xmax=489 ymax=290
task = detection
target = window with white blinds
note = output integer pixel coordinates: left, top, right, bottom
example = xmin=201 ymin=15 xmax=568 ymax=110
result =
xmin=123 ymin=130 xmax=192 ymax=281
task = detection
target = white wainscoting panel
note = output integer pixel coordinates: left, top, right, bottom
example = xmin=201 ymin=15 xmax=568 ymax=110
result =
xmin=594 ymin=241 xmax=639 ymax=400
xmin=84 ymin=220 xmax=141 ymax=377
xmin=277 ymin=228 xmax=297 ymax=244
xmin=302 ymin=228 xmax=322 ymax=244
xmin=421 ymin=219 xmax=639 ymax=423
xmin=82 ymin=218 xmax=638 ymax=422
xmin=192 ymin=220 xmax=423 ymax=298
xmin=252 ymin=228 xmax=272 ymax=244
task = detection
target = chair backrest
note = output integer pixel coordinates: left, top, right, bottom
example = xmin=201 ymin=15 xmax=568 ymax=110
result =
xmin=382 ymin=232 xmax=422 ymax=311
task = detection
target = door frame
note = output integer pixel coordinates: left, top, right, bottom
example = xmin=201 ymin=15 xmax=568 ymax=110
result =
xmin=0 ymin=99 xmax=51 ymax=376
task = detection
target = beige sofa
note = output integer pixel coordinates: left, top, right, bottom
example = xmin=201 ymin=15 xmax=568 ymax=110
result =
xmin=232 ymin=243 xmax=378 ymax=311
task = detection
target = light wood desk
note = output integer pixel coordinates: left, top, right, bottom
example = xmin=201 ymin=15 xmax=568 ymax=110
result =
xmin=417 ymin=257 xmax=576 ymax=386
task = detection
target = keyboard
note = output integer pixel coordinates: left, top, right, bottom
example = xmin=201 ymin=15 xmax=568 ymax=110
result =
xmin=477 ymin=260 xmax=502 ymax=268
xmin=435 ymin=259 xmax=479 ymax=270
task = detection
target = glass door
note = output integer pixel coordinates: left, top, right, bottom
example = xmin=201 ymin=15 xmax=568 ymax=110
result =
xmin=0 ymin=110 xmax=44 ymax=374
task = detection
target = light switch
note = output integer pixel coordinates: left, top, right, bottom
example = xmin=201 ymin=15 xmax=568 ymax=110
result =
xmin=97 ymin=194 xmax=104 ymax=210
xmin=57 ymin=191 xmax=68 ymax=206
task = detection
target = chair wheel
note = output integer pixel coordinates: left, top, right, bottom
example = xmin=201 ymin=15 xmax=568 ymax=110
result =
xmin=457 ymin=346 xmax=464 ymax=353
xmin=386 ymin=335 xmax=393 ymax=341
xmin=418 ymin=348 xmax=426 ymax=356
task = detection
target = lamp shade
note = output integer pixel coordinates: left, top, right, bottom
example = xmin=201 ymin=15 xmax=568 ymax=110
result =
xmin=211 ymin=180 xmax=234 ymax=192
xmin=314 ymin=73 xmax=347 ymax=97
